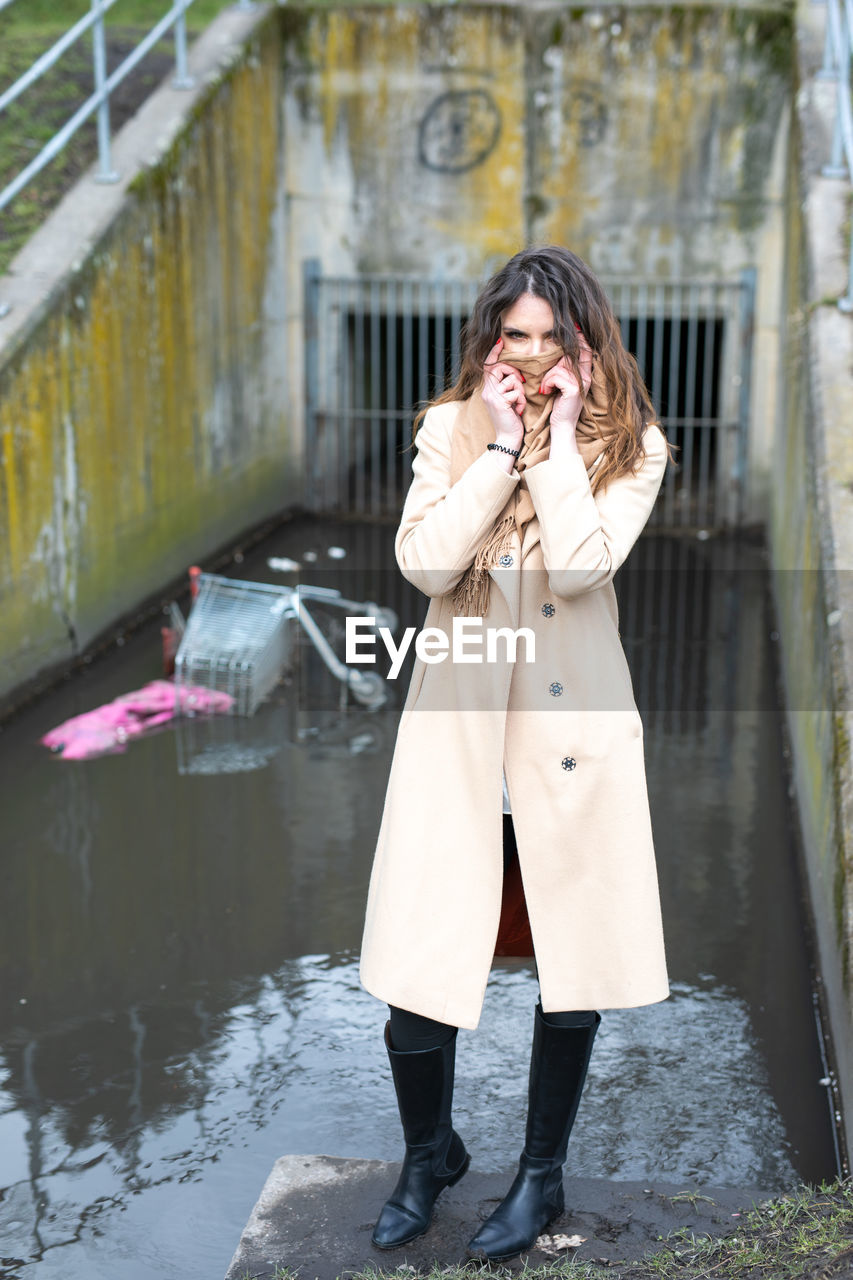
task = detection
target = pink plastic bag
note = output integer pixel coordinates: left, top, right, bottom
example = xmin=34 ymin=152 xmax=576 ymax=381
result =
xmin=41 ymin=680 xmax=234 ymax=760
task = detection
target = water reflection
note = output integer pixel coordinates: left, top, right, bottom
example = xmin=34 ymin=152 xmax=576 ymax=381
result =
xmin=0 ymin=519 xmax=838 ymax=1280
xmin=0 ymin=959 xmax=804 ymax=1280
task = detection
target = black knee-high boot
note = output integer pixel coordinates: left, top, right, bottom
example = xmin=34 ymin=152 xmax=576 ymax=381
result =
xmin=372 ymin=1023 xmax=470 ymax=1249
xmin=466 ymin=1003 xmax=600 ymax=1261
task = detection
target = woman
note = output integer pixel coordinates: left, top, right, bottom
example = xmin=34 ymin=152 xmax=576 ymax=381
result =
xmin=359 ymin=245 xmax=675 ymax=1262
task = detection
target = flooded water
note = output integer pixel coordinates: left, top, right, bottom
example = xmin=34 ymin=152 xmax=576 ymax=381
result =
xmin=0 ymin=517 xmax=838 ymax=1280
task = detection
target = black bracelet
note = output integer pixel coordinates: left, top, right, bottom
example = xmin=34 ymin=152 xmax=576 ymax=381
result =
xmin=487 ymin=442 xmax=521 ymax=459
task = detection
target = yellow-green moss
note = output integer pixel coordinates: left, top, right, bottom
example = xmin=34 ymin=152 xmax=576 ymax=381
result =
xmin=0 ymin=10 xmax=287 ymax=701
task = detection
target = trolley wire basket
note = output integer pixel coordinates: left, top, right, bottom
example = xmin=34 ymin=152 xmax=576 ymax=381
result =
xmin=174 ymin=573 xmax=394 ymax=717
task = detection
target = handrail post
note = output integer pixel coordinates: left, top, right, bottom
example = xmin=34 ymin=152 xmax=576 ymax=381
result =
xmin=820 ymin=0 xmax=853 ymax=311
xmin=822 ymin=0 xmax=848 ymax=174
xmin=818 ymin=0 xmax=837 ymax=79
xmin=841 ymin=236 xmax=853 ymax=313
xmin=91 ymin=0 xmax=119 ymax=183
xmin=836 ymin=0 xmax=853 ymax=308
xmin=173 ymin=0 xmax=194 ymax=89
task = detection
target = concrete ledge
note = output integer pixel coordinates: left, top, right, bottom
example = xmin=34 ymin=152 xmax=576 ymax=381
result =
xmin=225 ymin=1154 xmax=773 ymax=1279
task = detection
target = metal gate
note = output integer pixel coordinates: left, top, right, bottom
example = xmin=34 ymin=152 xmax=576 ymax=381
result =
xmin=304 ymin=260 xmax=755 ymax=530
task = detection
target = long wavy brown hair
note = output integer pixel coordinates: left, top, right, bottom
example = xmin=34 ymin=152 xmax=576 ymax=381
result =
xmin=413 ymin=245 xmax=677 ymax=492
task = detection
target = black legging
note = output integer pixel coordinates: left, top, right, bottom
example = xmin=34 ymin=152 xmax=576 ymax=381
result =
xmin=388 ymin=815 xmax=599 ymax=1053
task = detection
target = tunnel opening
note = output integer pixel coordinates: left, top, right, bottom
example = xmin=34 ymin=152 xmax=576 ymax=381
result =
xmin=305 ymin=267 xmax=751 ymax=531
xmin=339 ymin=309 xmax=727 ymax=520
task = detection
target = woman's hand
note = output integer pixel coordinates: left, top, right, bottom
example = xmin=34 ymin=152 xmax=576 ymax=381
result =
xmin=539 ymin=335 xmax=594 ymax=436
xmin=480 ymin=339 xmax=526 ymax=450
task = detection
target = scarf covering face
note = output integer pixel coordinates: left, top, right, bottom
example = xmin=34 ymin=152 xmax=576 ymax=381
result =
xmin=448 ymin=350 xmax=616 ymax=617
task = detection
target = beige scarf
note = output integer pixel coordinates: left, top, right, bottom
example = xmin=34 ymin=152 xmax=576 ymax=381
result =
xmin=448 ymin=350 xmax=615 ymax=617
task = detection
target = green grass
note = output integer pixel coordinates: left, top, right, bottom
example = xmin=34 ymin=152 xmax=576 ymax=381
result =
xmin=624 ymin=1179 xmax=853 ymax=1280
xmin=0 ymin=0 xmax=232 ymax=274
xmin=236 ymin=1179 xmax=853 ymax=1279
xmin=0 ymin=0 xmax=233 ymax=37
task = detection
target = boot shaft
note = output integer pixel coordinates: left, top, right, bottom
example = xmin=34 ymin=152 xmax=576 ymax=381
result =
xmin=524 ymin=1004 xmax=600 ymax=1162
xmin=385 ymin=1022 xmax=458 ymax=1149
xmin=373 ymin=1023 xmax=470 ymax=1250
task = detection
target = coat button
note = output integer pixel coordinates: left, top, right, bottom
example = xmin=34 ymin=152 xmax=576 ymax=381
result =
xmin=541 ymin=603 xmax=555 ymax=617
xmin=561 ymin=756 xmax=577 ymax=771
xmin=499 ymin=554 xmax=514 ymax=567
xmin=549 ymin=682 xmax=563 ymax=697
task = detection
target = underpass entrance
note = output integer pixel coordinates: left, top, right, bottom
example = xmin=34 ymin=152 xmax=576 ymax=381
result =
xmin=303 ymin=260 xmax=756 ymax=531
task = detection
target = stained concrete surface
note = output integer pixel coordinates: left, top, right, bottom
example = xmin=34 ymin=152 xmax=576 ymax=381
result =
xmin=225 ymin=1155 xmax=773 ymax=1280
xmin=786 ymin=0 xmax=853 ymax=1153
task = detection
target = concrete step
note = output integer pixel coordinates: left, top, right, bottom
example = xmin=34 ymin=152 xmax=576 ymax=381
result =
xmin=225 ymin=1154 xmax=774 ymax=1279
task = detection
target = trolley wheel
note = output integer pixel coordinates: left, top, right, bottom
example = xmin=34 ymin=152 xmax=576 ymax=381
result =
xmin=348 ymin=670 xmax=388 ymax=710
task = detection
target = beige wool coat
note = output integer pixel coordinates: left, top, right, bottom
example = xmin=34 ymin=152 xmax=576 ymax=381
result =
xmin=359 ymin=399 xmax=671 ymax=1029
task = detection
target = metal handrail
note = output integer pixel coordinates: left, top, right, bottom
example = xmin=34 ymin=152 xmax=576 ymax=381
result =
xmin=819 ymin=0 xmax=853 ymax=311
xmin=0 ymin=0 xmax=253 ymax=216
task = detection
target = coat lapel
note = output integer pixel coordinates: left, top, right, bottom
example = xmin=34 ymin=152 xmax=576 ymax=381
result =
xmin=521 ymin=517 xmax=541 ymax=561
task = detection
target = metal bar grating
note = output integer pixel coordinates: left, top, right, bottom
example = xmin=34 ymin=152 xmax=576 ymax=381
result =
xmin=304 ymin=264 xmax=755 ymax=531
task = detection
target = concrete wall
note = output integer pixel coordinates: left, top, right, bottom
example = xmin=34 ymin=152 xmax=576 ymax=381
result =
xmin=281 ymin=2 xmax=793 ymax=517
xmin=0 ymin=6 xmax=289 ymax=709
xmin=769 ymin=0 xmax=853 ymax=1154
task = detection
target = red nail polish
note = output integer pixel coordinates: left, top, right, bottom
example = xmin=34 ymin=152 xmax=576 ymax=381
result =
xmin=519 ymin=374 xmax=526 ymax=382
xmin=538 ymin=384 xmax=544 ymax=394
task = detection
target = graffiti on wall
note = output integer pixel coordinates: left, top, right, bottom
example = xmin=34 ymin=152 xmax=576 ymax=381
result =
xmin=418 ymin=90 xmax=502 ymax=173
xmin=566 ymin=82 xmax=608 ymax=148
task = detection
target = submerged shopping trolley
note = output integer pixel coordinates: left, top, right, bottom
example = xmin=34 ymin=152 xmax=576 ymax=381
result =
xmin=174 ymin=572 xmax=396 ymax=716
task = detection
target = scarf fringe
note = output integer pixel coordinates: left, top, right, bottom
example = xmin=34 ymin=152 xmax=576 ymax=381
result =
xmin=451 ymin=513 xmax=516 ymax=618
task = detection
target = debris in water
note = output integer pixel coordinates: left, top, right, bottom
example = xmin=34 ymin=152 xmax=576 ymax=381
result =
xmin=40 ymin=680 xmax=234 ymax=760
xmin=176 ymin=571 xmax=393 ymax=716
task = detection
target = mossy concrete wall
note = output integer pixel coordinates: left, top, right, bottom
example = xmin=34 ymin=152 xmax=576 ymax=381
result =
xmin=280 ymin=1 xmax=793 ymax=518
xmin=0 ymin=6 xmax=289 ymax=709
xmin=770 ymin=1 xmax=853 ymax=1153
